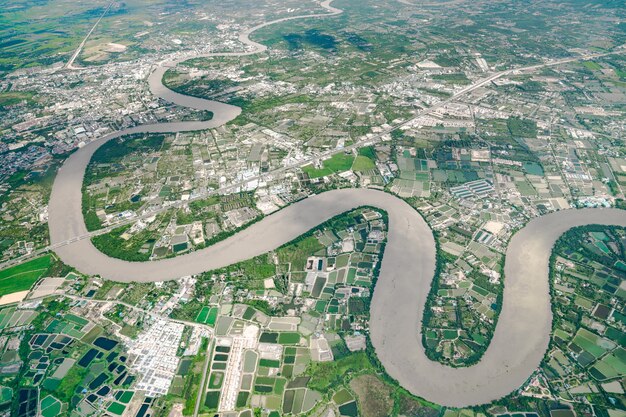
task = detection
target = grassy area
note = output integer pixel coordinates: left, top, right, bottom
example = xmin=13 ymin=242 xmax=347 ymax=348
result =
xmin=350 ymin=374 xmax=394 ymax=417
xmin=277 ymin=236 xmax=324 ymax=271
xmin=433 ymin=73 xmax=470 ymax=85
xmin=232 ymin=255 xmax=276 ymax=281
xmin=278 ymin=332 xmax=301 ymax=345
xmin=182 ymin=338 xmax=209 ymax=415
xmin=302 ymin=153 xmax=355 ymax=179
xmin=323 ymin=153 xmax=355 ymax=171
xmin=0 ymin=91 xmax=34 ymax=108
xmin=0 ymin=387 xmax=12 ymax=404
xmin=107 ymin=402 xmax=126 ymax=415
xmin=0 ymin=254 xmax=52 ymax=296
xmin=358 ymin=146 xmax=376 ymax=160
xmin=582 ymin=61 xmax=602 ymax=71
xmin=352 ymin=155 xmax=376 ymax=172
xmin=306 ymin=352 xmax=373 ymax=393
xmin=91 ymin=226 xmax=153 ymax=262
xmin=507 ymin=117 xmax=537 ymax=138
xmin=53 ymin=363 xmax=88 ymax=402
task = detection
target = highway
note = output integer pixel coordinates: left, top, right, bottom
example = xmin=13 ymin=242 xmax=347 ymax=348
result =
xmin=65 ymin=2 xmax=114 ymax=70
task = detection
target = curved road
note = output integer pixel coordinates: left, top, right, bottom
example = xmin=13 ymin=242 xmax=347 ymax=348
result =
xmin=47 ymin=0 xmax=626 ymax=408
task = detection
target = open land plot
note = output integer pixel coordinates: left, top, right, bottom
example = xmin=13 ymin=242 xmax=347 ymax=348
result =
xmin=0 ymin=254 xmax=51 ymax=296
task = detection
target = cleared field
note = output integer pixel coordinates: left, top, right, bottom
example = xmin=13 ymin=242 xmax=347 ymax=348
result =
xmin=349 ymin=374 xmax=394 ymax=417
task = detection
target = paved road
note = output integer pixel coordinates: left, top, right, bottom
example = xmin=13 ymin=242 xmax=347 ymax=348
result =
xmin=44 ymin=0 xmax=626 ymax=408
xmin=66 ymin=2 xmax=114 ymax=70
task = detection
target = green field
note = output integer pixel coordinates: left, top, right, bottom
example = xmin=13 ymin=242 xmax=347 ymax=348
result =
xmin=40 ymin=395 xmax=62 ymax=417
xmin=0 ymin=254 xmax=51 ymax=296
xmin=443 ymin=329 xmax=458 ymax=340
xmin=307 ymin=352 xmax=373 ymax=393
xmin=260 ymin=359 xmax=281 ymax=368
xmin=0 ymin=387 xmax=12 ymax=404
xmin=352 ymin=155 xmax=376 ymax=172
xmin=196 ymin=306 xmax=218 ymax=326
xmin=0 ymin=92 xmax=34 ymax=108
xmin=582 ymin=61 xmax=602 ymax=71
xmin=346 ymin=268 xmax=357 ymax=284
xmin=333 ymin=388 xmax=353 ymax=404
xmin=302 ymin=153 xmax=355 ymax=179
xmin=593 ymin=240 xmax=610 ymax=254
xmin=208 ymin=372 xmax=224 ymax=389
xmin=358 ymin=146 xmax=376 ymax=160
xmin=107 ymin=402 xmax=126 ymax=415
xmin=278 ymin=332 xmax=301 ymax=345
xmin=205 ymin=391 xmax=220 ymax=410
xmin=572 ymin=329 xmax=608 ymax=358
xmin=116 ymin=391 xmax=134 ymax=404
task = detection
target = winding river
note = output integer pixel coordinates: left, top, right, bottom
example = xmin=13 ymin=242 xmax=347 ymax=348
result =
xmin=47 ymin=0 xmax=626 ymax=408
